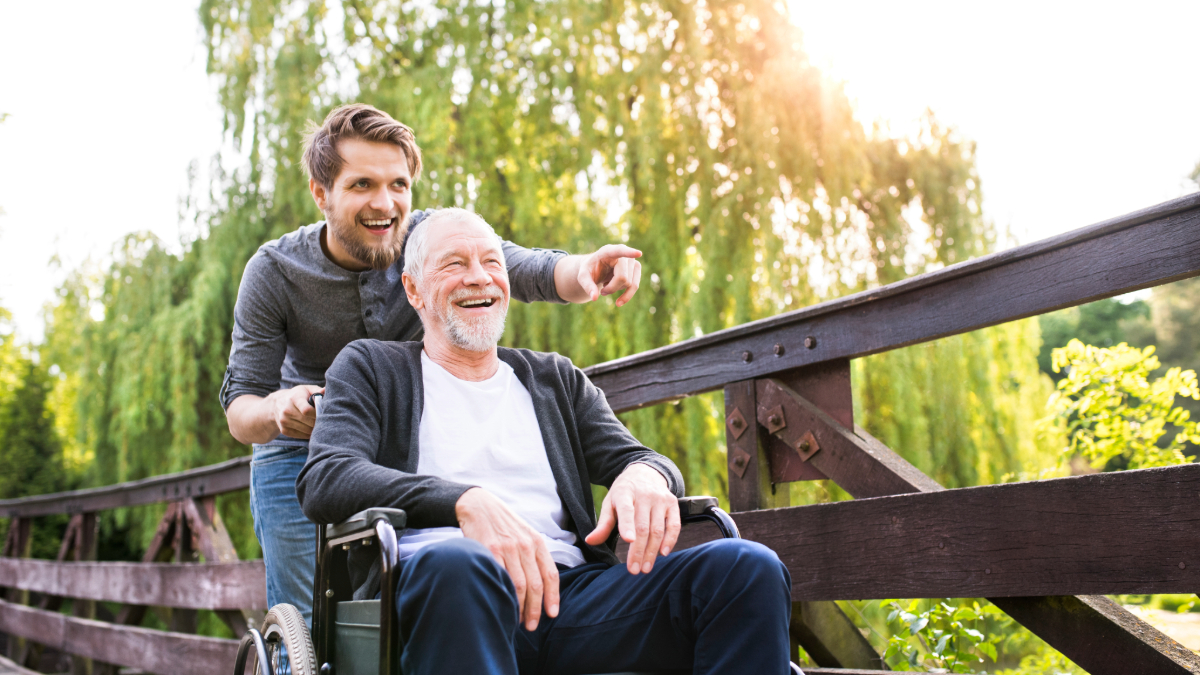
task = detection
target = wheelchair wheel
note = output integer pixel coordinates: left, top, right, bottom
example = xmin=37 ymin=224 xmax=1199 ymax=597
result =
xmin=253 ymin=604 xmax=317 ymax=675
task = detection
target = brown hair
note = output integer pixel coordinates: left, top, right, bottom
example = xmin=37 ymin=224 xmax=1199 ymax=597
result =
xmin=302 ymin=103 xmax=423 ymax=189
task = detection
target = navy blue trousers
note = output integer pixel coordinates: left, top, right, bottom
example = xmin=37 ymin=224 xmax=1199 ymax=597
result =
xmin=394 ymin=537 xmax=792 ymax=675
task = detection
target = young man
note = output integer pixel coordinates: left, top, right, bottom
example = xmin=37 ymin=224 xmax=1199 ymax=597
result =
xmin=297 ymin=209 xmax=793 ymax=674
xmin=221 ymin=104 xmax=646 ymax=623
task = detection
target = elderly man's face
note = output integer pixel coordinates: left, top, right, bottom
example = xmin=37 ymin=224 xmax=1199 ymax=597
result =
xmin=410 ymin=218 xmax=510 ymax=351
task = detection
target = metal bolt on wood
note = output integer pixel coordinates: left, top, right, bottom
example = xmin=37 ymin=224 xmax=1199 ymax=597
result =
xmin=804 ymin=336 xmax=817 ymax=349
xmin=742 ymin=351 xmax=753 ymax=362
xmin=773 ymin=344 xmax=785 ymax=356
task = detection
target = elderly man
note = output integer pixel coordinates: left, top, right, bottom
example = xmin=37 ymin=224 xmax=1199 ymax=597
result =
xmin=297 ymin=209 xmax=793 ymax=675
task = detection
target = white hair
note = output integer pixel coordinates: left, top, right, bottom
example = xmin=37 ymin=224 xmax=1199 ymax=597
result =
xmin=402 ymin=208 xmax=506 ymax=284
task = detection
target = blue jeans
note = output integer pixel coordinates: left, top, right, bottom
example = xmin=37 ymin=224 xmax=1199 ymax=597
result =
xmin=393 ymin=538 xmax=793 ymax=675
xmin=250 ymin=443 xmax=316 ymax=625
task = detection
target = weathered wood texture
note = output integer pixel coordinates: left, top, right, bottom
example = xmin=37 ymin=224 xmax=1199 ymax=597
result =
xmin=0 ymin=559 xmax=266 ymax=610
xmin=0 ymin=457 xmax=250 ymax=518
xmin=756 ymin=379 xmax=939 ymax=495
xmin=724 ymin=381 xmax=788 ymax=512
xmin=586 ymin=193 xmax=1200 ymax=412
xmin=0 ymin=599 xmax=237 ymax=675
xmin=993 ymin=595 xmax=1200 ymax=674
xmin=728 ymin=463 xmax=1200 ymax=600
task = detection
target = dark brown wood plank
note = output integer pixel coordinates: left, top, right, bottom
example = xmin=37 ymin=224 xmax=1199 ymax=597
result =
xmin=0 ymin=559 xmax=267 ymax=610
xmin=587 ymin=192 xmax=1200 ymax=412
xmin=725 ymin=381 xmax=786 ymax=512
xmin=992 ymin=595 xmax=1199 ymax=675
xmin=0 ymin=457 xmax=250 ymax=518
xmin=723 ymin=463 xmax=1200 ymax=600
xmin=0 ymin=598 xmax=238 ymax=675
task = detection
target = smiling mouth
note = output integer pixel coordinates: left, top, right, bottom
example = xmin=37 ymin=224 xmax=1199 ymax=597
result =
xmin=455 ymin=298 xmax=497 ymax=309
xmin=360 ymin=216 xmax=396 ymax=234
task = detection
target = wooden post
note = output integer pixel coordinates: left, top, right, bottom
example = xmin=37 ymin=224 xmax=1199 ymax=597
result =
xmin=724 ymin=381 xmax=788 ymax=513
xmin=168 ymin=505 xmax=198 ymax=635
xmin=2 ymin=518 xmax=32 ymax=662
xmin=70 ymin=513 xmax=97 ymax=675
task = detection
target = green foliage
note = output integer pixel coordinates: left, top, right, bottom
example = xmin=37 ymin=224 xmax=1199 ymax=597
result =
xmin=0 ymin=337 xmax=73 ymax=559
xmin=1037 ymin=299 xmax=1154 ymax=378
xmin=852 ymin=318 xmax=1064 ymax=490
xmin=882 ymin=599 xmax=1000 ymax=672
xmin=43 ymin=0 xmax=1001 ymax=539
xmin=836 ymin=598 xmax=1084 ymax=673
xmin=1047 ymin=339 xmax=1200 ymax=471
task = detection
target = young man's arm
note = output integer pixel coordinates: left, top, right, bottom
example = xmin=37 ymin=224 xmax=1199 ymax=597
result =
xmin=221 ymin=252 xmax=317 ymax=444
xmin=552 ymin=244 xmax=643 ymax=306
xmin=500 ymin=240 xmax=643 ymax=307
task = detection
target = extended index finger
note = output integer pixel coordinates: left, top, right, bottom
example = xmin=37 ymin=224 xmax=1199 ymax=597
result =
xmin=595 ymin=244 xmax=643 ymax=262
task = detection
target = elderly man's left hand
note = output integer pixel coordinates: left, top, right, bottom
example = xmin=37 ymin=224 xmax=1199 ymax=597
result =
xmin=584 ymin=463 xmax=680 ymax=574
xmin=554 ymin=245 xmax=643 ymax=307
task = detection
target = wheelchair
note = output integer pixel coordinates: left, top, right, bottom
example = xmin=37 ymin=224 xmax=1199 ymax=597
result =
xmin=234 ymin=396 xmax=802 ymax=675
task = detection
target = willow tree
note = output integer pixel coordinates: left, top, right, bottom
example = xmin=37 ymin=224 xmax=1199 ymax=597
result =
xmin=43 ymin=0 xmax=1058 ymax=556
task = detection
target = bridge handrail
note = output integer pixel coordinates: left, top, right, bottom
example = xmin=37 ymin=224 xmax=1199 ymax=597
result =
xmin=0 ymin=456 xmax=250 ymax=519
xmin=586 ymin=191 xmax=1200 ymax=412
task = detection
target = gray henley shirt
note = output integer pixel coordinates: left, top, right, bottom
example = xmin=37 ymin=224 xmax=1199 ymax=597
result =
xmin=219 ymin=209 xmax=568 ymax=444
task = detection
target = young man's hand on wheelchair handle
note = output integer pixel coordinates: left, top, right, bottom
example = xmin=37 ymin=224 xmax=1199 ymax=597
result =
xmin=584 ymin=463 xmax=680 ymax=576
xmin=456 ymin=487 xmax=561 ymax=632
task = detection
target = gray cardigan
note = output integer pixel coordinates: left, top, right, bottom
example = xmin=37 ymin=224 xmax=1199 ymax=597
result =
xmin=296 ymin=340 xmax=684 ymax=597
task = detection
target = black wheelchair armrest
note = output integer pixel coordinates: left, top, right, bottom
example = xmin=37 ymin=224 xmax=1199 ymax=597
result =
xmin=326 ymin=507 xmax=407 ymax=541
xmin=678 ymin=496 xmax=740 ymax=540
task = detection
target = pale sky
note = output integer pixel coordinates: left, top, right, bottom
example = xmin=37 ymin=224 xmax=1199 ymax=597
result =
xmin=1 ymin=1 xmax=1197 ymax=342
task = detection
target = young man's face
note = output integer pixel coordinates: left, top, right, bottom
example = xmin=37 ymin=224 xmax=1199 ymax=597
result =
xmin=312 ymin=137 xmax=413 ymax=270
xmin=406 ymin=218 xmax=511 ymax=352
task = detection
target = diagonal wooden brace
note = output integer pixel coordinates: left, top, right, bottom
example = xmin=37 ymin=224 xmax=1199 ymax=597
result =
xmin=181 ymin=498 xmax=261 ymax=635
xmin=758 ymin=377 xmax=1200 ymax=674
xmin=756 ymin=379 xmax=940 ymax=497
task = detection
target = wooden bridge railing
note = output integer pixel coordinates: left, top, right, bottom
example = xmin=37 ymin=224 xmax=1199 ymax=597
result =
xmin=1 ymin=191 xmax=1198 ymax=674
xmin=0 ymin=457 xmax=264 ymax=675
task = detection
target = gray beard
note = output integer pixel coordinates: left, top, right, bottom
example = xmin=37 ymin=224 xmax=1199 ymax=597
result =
xmin=326 ymin=211 xmax=406 ymax=271
xmin=430 ymin=289 xmax=508 ymax=352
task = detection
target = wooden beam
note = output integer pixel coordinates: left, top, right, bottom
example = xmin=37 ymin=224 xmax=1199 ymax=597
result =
xmin=0 ymin=598 xmax=237 ymax=675
xmin=586 ymin=192 xmax=1200 ymax=412
xmin=712 ymin=463 xmax=1200 ymax=600
xmin=724 ymin=381 xmax=787 ymax=512
xmin=993 ymin=595 xmax=1200 ymax=673
xmin=791 ymin=601 xmax=887 ymax=670
xmin=755 ymin=379 xmax=939 ymax=496
xmin=0 ymin=457 xmax=250 ymax=519
xmin=0 ymin=558 xmax=266 ymax=610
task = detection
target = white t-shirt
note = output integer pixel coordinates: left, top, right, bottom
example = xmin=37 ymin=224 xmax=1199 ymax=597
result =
xmin=396 ymin=351 xmax=587 ymax=568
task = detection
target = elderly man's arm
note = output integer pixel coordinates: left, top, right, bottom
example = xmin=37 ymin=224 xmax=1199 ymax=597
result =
xmin=295 ymin=342 xmax=477 ymax=527
xmin=565 ymin=364 xmax=685 ymax=575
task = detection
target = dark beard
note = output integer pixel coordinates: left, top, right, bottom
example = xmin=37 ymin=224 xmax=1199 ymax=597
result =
xmin=326 ymin=211 xmax=407 ymax=270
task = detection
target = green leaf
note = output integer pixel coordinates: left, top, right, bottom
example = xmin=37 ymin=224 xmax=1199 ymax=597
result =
xmin=934 ymin=633 xmax=951 ymax=655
